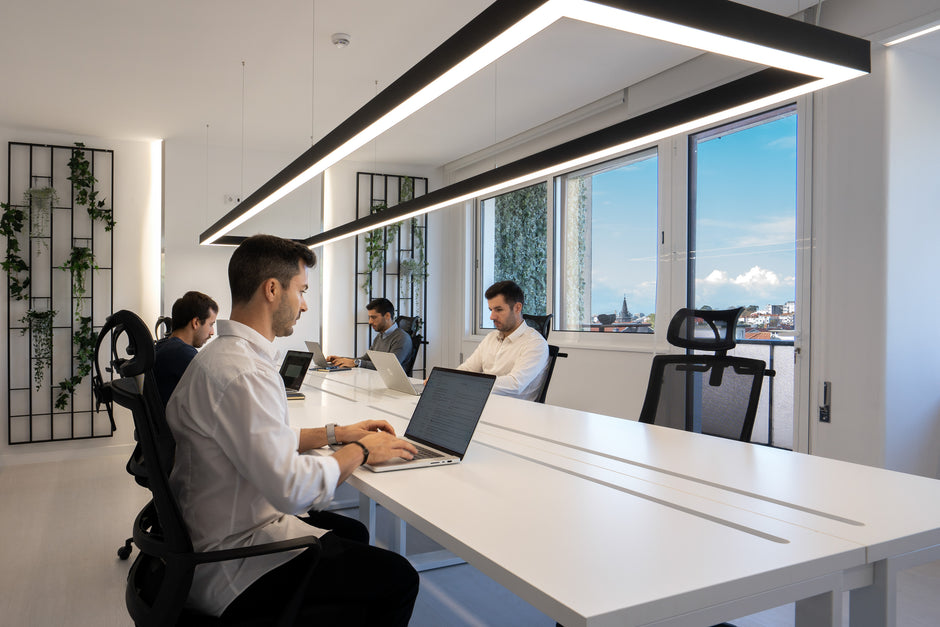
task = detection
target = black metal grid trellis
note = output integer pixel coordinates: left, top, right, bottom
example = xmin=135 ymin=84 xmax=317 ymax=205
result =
xmin=354 ymin=172 xmax=428 ymax=377
xmin=5 ymin=141 xmax=114 ymax=444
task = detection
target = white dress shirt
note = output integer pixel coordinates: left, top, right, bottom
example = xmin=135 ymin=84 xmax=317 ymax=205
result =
xmin=457 ymin=322 xmax=549 ymax=401
xmin=166 ymin=319 xmax=340 ymax=616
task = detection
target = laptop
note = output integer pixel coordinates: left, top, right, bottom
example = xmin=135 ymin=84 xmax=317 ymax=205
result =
xmin=280 ymin=350 xmax=313 ymax=400
xmin=368 ymin=350 xmax=424 ymax=395
xmin=364 ymin=367 xmax=496 ymax=472
xmin=304 ymin=341 xmax=351 ymax=371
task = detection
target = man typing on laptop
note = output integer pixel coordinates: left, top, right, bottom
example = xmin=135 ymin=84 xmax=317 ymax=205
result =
xmin=327 ymin=297 xmax=412 ymax=370
xmin=165 ymin=234 xmax=418 ymax=624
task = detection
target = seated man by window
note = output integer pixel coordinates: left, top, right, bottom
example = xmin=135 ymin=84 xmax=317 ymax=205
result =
xmin=153 ymin=290 xmax=218 ymax=406
xmin=328 ymin=297 xmax=412 ymax=370
xmin=166 ymin=234 xmax=419 ymax=623
xmin=458 ymin=280 xmax=549 ymax=402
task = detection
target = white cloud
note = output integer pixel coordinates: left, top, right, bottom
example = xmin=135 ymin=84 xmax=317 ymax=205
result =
xmin=732 ymin=266 xmax=780 ymax=287
xmin=697 ymin=266 xmax=794 ymax=289
xmin=704 ymin=269 xmax=728 ymax=284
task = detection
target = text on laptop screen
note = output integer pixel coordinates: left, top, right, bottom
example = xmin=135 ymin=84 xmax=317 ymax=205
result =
xmin=405 ymin=369 xmax=493 ymax=456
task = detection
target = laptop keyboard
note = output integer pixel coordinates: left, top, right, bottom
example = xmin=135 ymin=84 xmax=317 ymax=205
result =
xmin=412 ymin=444 xmax=444 ymax=460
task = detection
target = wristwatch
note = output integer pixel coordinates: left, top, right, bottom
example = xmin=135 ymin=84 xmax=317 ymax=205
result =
xmin=354 ymin=358 xmax=361 ymax=367
xmin=349 ymin=441 xmax=369 ymax=465
xmin=326 ymin=423 xmax=338 ymax=446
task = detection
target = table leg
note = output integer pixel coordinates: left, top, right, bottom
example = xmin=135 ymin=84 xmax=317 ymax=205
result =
xmin=358 ymin=492 xmax=377 ymax=545
xmin=795 ymin=589 xmax=842 ymax=626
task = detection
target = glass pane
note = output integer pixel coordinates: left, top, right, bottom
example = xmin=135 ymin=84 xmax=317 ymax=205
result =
xmin=555 ymin=150 xmax=657 ymax=332
xmin=479 ymin=182 xmax=548 ymax=329
xmin=689 ymin=106 xmax=797 ymax=449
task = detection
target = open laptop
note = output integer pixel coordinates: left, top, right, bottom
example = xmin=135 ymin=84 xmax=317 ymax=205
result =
xmin=364 ymin=367 xmax=496 ymax=472
xmin=368 ymin=350 xmax=424 ymax=395
xmin=304 ymin=341 xmax=351 ymax=372
xmin=279 ymin=350 xmax=313 ymax=400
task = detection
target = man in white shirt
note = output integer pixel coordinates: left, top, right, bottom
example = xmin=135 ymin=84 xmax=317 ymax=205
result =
xmin=457 ymin=280 xmax=549 ymax=401
xmin=166 ymin=234 xmax=419 ymax=624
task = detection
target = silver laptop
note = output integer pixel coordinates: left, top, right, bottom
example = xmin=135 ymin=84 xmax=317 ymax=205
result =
xmin=365 ymin=367 xmax=496 ymax=472
xmin=304 ymin=341 xmax=350 ymax=371
xmin=368 ymin=350 xmax=424 ymax=395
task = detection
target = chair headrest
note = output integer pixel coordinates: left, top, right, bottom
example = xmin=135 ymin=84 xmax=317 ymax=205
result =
xmin=666 ymin=307 xmax=743 ymax=353
xmin=95 ymin=310 xmax=156 ymax=378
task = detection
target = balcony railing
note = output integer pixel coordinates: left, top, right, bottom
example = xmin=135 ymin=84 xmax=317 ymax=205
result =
xmin=733 ymin=339 xmax=794 ymax=450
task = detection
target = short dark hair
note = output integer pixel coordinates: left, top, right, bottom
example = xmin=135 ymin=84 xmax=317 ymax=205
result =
xmin=171 ymin=291 xmax=218 ymax=330
xmin=228 ymin=234 xmax=316 ymax=305
xmin=366 ymin=297 xmax=395 ymax=318
xmin=485 ymin=280 xmax=525 ymax=307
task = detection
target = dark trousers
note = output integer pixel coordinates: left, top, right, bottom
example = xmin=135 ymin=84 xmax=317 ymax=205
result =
xmin=222 ymin=510 xmax=419 ymax=626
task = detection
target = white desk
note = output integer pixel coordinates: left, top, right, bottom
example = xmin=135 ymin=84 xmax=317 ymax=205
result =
xmin=293 ymin=369 xmax=940 ymax=627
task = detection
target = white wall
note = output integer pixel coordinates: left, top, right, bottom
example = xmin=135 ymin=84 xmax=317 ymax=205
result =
xmin=884 ymin=44 xmax=940 ymax=477
xmin=162 ymin=138 xmax=322 ymax=356
xmin=0 ymin=126 xmax=159 ymax=465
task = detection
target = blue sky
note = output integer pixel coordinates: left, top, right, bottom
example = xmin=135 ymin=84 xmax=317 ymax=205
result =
xmin=588 ymin=111 xmax=797 ymax=316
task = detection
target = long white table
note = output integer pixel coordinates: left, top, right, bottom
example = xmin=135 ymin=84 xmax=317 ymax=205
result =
xmin=290 ymin=369 xmax=940 ymax=627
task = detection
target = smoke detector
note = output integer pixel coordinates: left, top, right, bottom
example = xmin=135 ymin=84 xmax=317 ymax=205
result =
xmin=331 ymin=33 xmax=351 ymax=48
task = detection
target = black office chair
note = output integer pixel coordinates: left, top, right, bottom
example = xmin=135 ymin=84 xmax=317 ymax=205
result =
xmin=535 ymin=344 xmax=567 ymax=404
xmin=638 ymin=308 xmax=774 ymax=442
xmin=395 ymin=315 xmax=423 ymax=377
xmin=522 ymin=313 xmax=552 ymax=340
xmin=154 ymin=315 xmax=172 ymax=339
xmin=92 ymin=310 xmax=321 ymax=626
xmin=402 ymin=333 xmax=422 ymax=377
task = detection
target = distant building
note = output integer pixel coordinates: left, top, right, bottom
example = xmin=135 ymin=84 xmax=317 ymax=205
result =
xmin=617 ymin=296 xmax=631 ymax=322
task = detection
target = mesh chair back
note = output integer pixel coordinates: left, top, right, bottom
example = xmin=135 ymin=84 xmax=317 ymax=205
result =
xmin=638 ymin=354 xmax=766 ymax=442
xmin=394 ymin=315 xmax=419 ymax=336
xmin=535 ymin=344 xmax=567 ymax=404
xmin=522 ymin=313 xmax=552 ymax=340
xmin=402 ymin=334 xmax=422 ymax=377
xmin=666 ymin=307 xmax=743 ymax=355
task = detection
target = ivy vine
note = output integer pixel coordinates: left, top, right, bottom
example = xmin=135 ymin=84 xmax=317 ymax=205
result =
xmin=361 ymin=203 xmax=397 ymax=294
xmin=68 ymin=142 xmax=115 ymax=231
xmin=1 ymin=201 xmax=30 ymax=300
xmin=59 ymin=246 xmax=98 ymax=299
xmin=19 ymin=309 xmax=57 ymax=390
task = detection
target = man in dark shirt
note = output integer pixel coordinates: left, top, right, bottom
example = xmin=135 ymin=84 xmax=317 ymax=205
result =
xmin=327 ymin=297 xmax=412 ymax=370
xmin=153 ymin=290 xmax=218 ymax=405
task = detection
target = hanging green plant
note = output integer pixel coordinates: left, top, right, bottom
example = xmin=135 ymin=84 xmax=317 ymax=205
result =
xmin=55 ymin=316 xmax=96 ymax=410
xmin=400 ymin=176 xmax=414 ymax=202
xmin=26 ymin=187 xmax=57 ymax=253
xmin=1 ymin=201 xmax=30 ymax=300
xmin=68 ymin=142 xmax=115 ymax=231
xmin=59 ymin=246 xmax=98 ymax=299
xmin=361 ymin=203 xmax=398 ymax=294
xmin=20 ymin=309 xmax=57 ymax=390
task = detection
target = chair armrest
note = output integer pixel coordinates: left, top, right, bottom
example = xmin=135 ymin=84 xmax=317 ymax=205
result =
xmin=192 ymin=535 xmax=321 ymax=565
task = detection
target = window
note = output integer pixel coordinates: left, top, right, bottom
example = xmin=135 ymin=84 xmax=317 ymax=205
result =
xmin=478 ymin=182 xmax=548 ymax=329
xmin=554 ymin=149 xmax=658 ymax=333
xmin=689 ymin=104 xmax=798 ymax=449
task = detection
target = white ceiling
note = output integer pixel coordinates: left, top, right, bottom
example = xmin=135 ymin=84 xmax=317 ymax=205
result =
xmin=6 ymin=0 xmax=926 ymax=172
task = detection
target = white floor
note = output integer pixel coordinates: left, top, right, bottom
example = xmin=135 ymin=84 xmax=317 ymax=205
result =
xmin=1 ymin=453 xmax=938 ymax=626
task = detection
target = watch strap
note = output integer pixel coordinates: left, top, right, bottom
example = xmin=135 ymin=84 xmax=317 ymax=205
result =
xmin=326 ymin=423 xmax=338 ymax=446
xmin=348 ymin=441 xmax=369 ymax=466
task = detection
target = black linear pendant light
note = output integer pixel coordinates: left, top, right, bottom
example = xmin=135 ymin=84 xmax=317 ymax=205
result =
xmin=199 ymin=0 xmax=870 ymax=247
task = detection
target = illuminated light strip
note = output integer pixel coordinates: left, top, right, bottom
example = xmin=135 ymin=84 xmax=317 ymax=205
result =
xmin=201 ymin=0 xmax=870 ymax=246
xmin=304 ymin=67 xmax=821 ymax=250
xmin=884 ymin=22 xmax=940 ymax=46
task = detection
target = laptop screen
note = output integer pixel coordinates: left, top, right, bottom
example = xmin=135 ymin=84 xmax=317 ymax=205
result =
xmin=280 ymin=351 xmax=313 ymax=391
xmin=404 ymin=368 xmax=495 ymax=457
